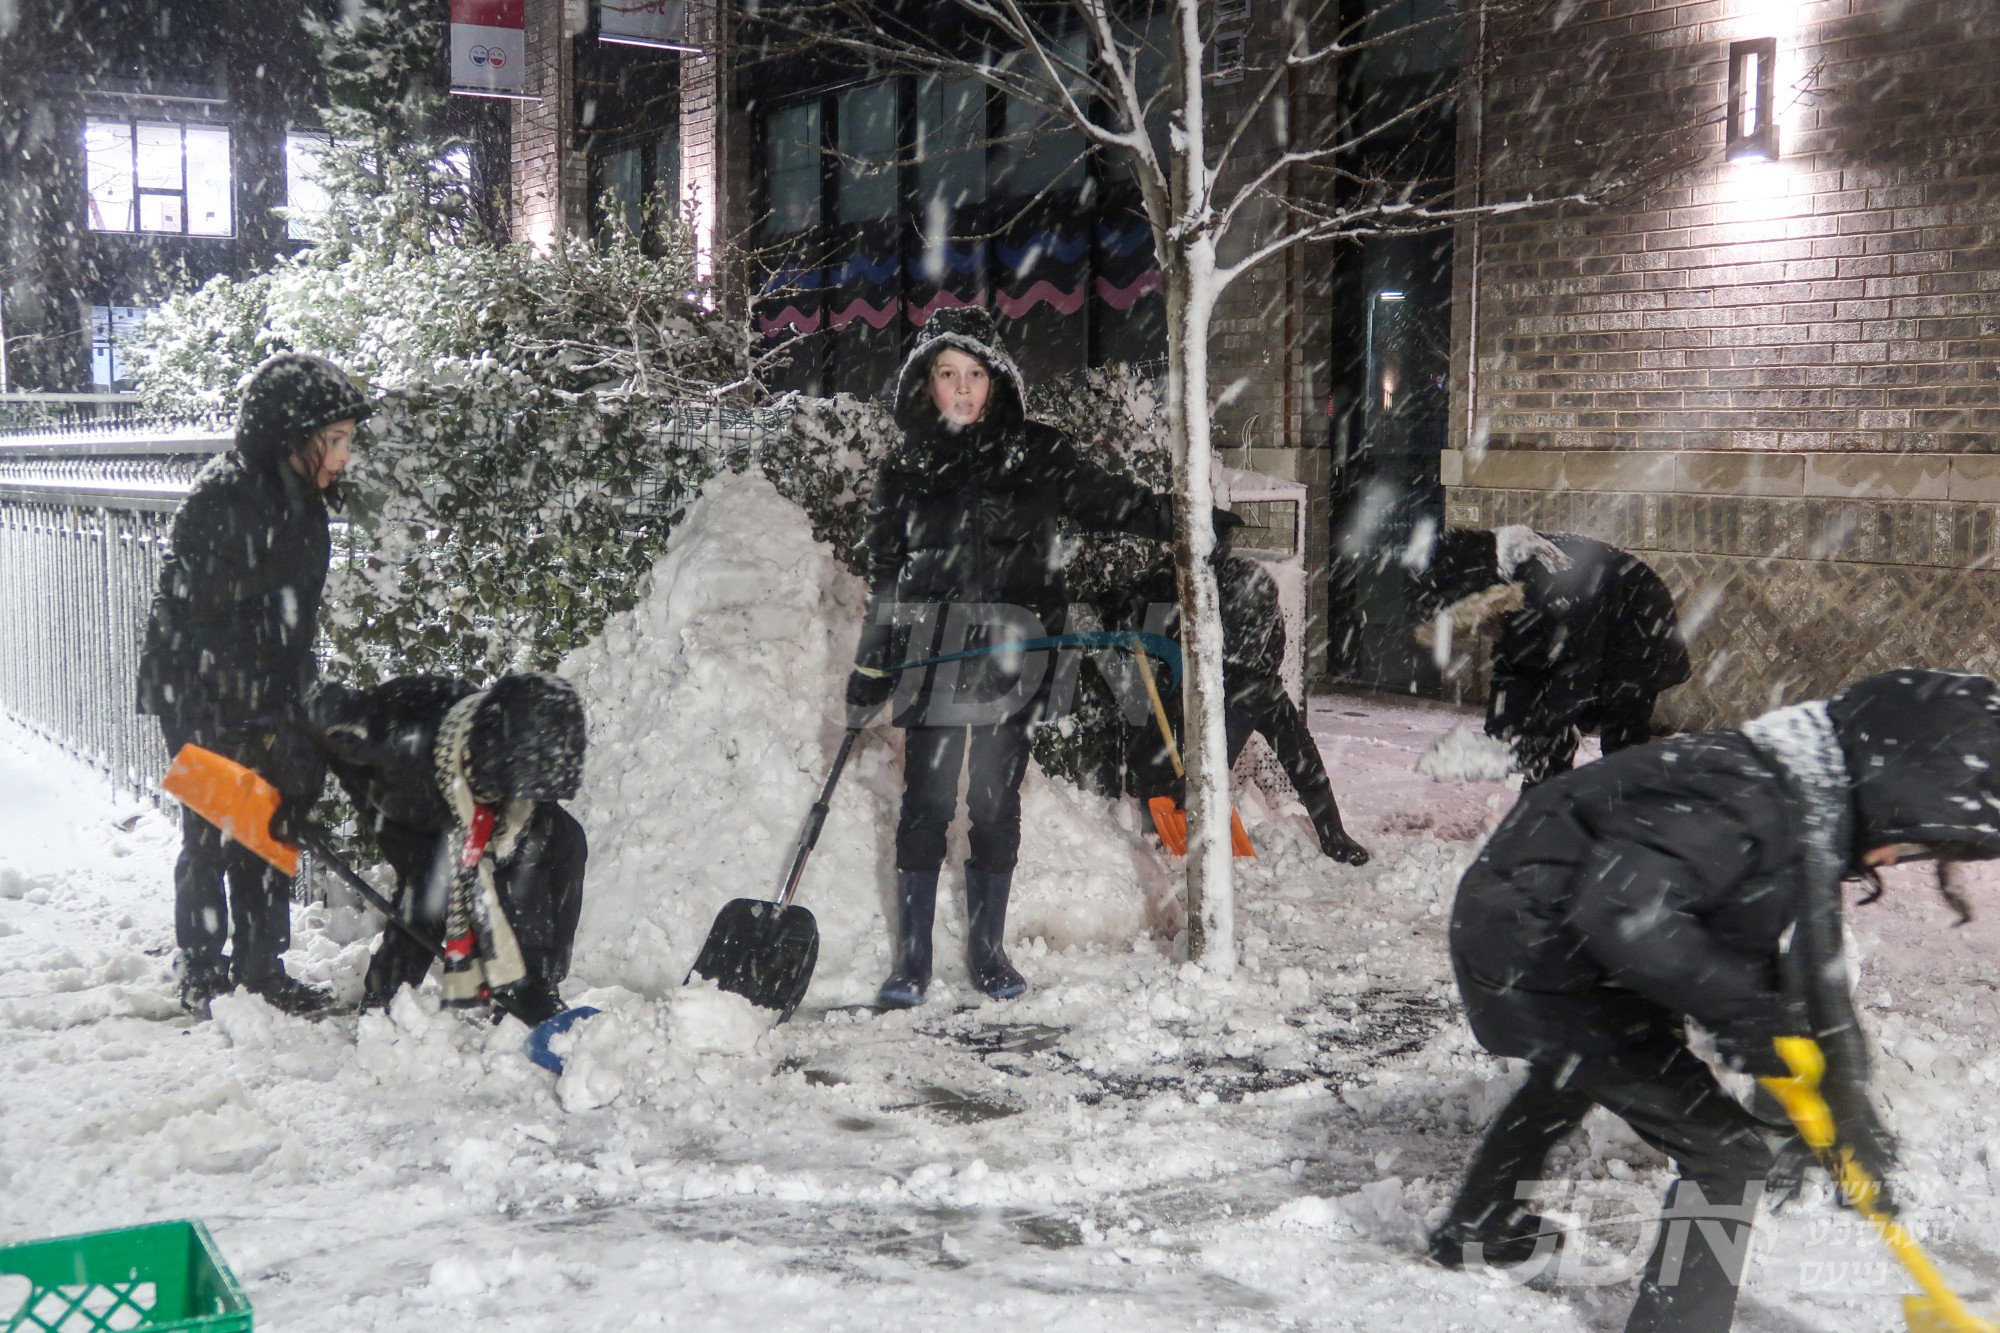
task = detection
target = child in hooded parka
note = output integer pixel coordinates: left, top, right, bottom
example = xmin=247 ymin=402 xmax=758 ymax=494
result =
xmin=846 ymin=306 xmax=1208 ymax=1008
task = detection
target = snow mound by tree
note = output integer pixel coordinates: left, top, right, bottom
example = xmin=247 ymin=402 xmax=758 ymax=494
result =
xmin=561 ymin=472 xmax=1176 ymax=1006
xmin=1416 ymin=721 xmax=1518 ymax=784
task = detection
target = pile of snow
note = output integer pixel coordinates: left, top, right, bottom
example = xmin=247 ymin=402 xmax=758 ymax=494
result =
xmin=561 ymin=472 xmax=1176 ymax=1006
xmin=1415 ymin=722 xmax=1517 ymax=784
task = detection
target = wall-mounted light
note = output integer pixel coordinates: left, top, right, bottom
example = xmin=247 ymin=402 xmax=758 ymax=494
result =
xmin=1377 ymin=289 xmax=1405 ymax=302
xmin=1727 ymin=37 xmax=1779 ymax=162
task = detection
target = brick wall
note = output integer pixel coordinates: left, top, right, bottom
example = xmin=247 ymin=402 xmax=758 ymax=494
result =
xmin=512 ymin=0 xmax=587 ymax=249
xmin=1453 ymin=0 xmax=2000 ymax=725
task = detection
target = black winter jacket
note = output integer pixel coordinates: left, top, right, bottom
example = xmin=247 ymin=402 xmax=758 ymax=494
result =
xmin=1132 ymin=554 xmax=1287 ymax=680
xmin=1487 ymin=533 xmax=1689 ymax=751
xmin=137 ymin=456 xmax=330 ymax=740
xmin=1455 ymin=670 xmax=2000 ymax=1069
xmin=309 ymin=676 xmax=477 ymax=837
xmin=855 ymin=418 xmax=1174 ymax=723
xmin=136 ymin=354 xmax=367 ymax=743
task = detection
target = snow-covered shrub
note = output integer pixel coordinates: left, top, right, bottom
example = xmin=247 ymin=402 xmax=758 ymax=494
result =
xmin=325 ymin=377 xmax=721 ymax=685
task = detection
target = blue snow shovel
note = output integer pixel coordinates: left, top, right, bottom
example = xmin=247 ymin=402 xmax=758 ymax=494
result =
xmin=684 ymin=726 xmax=858 ymax=1021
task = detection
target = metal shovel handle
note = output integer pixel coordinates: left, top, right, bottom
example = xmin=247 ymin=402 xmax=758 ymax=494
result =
xmin=299 ymin=828 xmax=452 ymax=963
xmin=778 ymin=727 xmax=862 ymax=907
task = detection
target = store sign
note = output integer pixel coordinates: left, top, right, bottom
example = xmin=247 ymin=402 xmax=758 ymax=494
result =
xmin=450 ymin=0 xmax=526 ymax=97
xmin=598 ymin=0 xmax=691 ymax=50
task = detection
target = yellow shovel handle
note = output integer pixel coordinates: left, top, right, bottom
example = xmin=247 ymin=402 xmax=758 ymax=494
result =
xmin=1761 ymin=1038 xmax=1999 ymax=1333
xmin=1132 ymin=647 xmax=1185 ymax=779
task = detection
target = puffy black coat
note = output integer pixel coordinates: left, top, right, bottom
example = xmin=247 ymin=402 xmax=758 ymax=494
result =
xmin=137 ymin=354 xmax=369 ymax=741
xmin=856 ymin=307 xmax=1174 ymax=723
xmin=1453 ymin=670 xmax=2000 ymax=1070
xmin=1132 ymin=553 xmax=1287 ymax=679
xmin=1486 ymin=533 xmax=1689 ymax=749
xmin=308 ymin=676 xmax=476 ymax=836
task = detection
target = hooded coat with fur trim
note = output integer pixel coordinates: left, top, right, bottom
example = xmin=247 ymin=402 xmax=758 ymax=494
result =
xmin=856 ymin=308 xmax=1175 ymax=724
xmin=1451 ymin=670 xmax=2000 ymax=1075
xmin=1424 ymin=529 xmax=1689 ymax=761
xmin=137 ymin=354 xmax=370 ymax=740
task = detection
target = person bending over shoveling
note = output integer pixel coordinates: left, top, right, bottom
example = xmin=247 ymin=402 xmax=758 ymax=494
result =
xmin=304 ymin=673 xmax=588 ymax=1025
xmin=138 ymin=353 xmax=370 ymax=1017
xmin=1123 ymin=522 xmax=1368 ymax=866
xmin=1431 ymin=668 xmax=2000 ymax=1333
xmin=1414 ymin=526 xmax=1689 ymax=787
xmin=845 ymin=306 xmax=1215 ymax=1010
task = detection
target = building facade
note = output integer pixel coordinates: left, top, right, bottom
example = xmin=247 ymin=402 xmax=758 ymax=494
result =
xmin=1450 ymin=0 xmax=2000 ymax=727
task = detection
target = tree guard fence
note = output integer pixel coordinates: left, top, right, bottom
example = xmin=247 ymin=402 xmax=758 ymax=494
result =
xmin=0 ymin=419 xmax=229 ymax=802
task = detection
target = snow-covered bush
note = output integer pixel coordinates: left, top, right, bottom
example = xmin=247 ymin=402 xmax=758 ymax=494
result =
xmin=324 ymin=379 xmax=722 ymax=685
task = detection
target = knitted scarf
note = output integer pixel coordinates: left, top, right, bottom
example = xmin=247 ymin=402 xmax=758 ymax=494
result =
xmin=433 ymin=690 xmax=531 ymax=1004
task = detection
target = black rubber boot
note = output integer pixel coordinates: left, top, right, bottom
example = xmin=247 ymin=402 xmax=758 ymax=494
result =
xmin=877 ymin=870 xmax=938 ymax=1008
xmin=242 ymin=968 xmax=336 ymax=1016
xmin=176 ymin=951 xmax=233 ymax=1018
xmin=964 ymin=867 xmax=1026 ymax=1000
xmin=494 ymin=951 xmax=566 ymax=1026
xmin=1427 ymin=1210 xmax=1561 ymax=1270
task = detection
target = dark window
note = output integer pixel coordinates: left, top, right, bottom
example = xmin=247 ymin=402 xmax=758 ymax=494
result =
xmin=836 ymin=82 xmax=899 ymax=223
xmin=916 ymin=75 xmax=987 ymax=214
xmin=766 ymin=102 xmax=822 ymax=233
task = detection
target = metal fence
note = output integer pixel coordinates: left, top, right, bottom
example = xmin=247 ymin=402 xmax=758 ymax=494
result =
xmin=0 ymin=419 xmax=230 ymax=800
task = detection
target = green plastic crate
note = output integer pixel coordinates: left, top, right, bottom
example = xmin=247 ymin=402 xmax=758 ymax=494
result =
xmin=0 ymin=1221 xmax=251 ymax=1333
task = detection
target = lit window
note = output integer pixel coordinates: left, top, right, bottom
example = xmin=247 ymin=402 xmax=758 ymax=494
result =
xmin=1727 ymin=37 xmax=1779 ymax=162
xmin=84 ymin=118 xmax=232 ymax=235
xmin=89 ymin=305 xmax=152 ymax=390
xmin=284 ymin=132 xmax=331 ymax=240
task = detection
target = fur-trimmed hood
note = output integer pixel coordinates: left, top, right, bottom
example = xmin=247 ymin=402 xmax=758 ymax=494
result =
xmin=891 ymin=305 xmax=1028 ymax=433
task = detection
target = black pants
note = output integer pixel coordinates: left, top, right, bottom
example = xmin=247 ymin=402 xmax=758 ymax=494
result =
xmin=1443 ymin=1041 xmax=1775 ymax=1333
xmin=895 ymin=722 xmax=1034 ymax=873
xmin=1516 ymin=688 xmax=1659 ymax=786
xmin=363 ymin=805 xmax=588 ymax=1000
xmin=1223 ymin=674 xmax=1352 ymax=848
xmin=164 ymin=728 xmax=295 ymax=983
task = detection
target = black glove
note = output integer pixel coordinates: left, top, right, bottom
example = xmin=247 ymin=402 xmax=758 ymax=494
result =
xmin=846 ymin=668 xmax=897 ymax=725
xmin=1711 ymin=1025 xmax=1792 ymax=1078
xmin=267 ymin=789 xmax=317 ymax=846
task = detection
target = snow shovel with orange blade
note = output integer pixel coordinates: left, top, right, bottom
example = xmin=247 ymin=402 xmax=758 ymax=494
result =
xmin=1131 ymin=649 xmax=1254 ymax=858
xmin=1761 ymin=1036 xmax=1999 ymax=1333
xmin=161 ymin=744 xmax=447 ymax=964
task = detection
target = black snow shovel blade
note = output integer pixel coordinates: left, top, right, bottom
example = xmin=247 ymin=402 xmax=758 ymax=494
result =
xmin=685 ymin=726 xmax=860 ymax=1023
xmin=688 ymin=900 xmax=820 ymax=1021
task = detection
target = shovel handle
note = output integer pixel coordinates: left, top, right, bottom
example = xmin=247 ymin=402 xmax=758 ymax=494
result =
xmin=778 ymin=727 xmax=862 ymax=908
xmin=299 ymin=829 xmax=451 ymax=964
xmin=1761 ymin=1037 xmax=2000 ymax=1333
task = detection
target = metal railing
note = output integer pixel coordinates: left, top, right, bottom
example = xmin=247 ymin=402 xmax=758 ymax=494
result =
xmin=0 ymin=421 xmax=231 ymax=800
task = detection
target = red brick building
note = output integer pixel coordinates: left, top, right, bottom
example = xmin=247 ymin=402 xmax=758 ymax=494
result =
xmin=1449 ymin=0 xmax=2000 ymax=725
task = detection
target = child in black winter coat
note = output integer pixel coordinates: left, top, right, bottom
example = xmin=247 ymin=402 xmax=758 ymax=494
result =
xmin=1417 ymin=526 xmax=1689 ymax=785
xmin=1432 ymin=669 xmax=2000 ymax=1333
xmin=138 ymin=352 xmax=370 ymax=1016
xmin=306 ymin=673 xmax=588 ymax=1025
xmin=1124 ymin=534 xmax=1368 ymax=865
xmin=846 ymin=306 xmax=1190 ymax=1009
